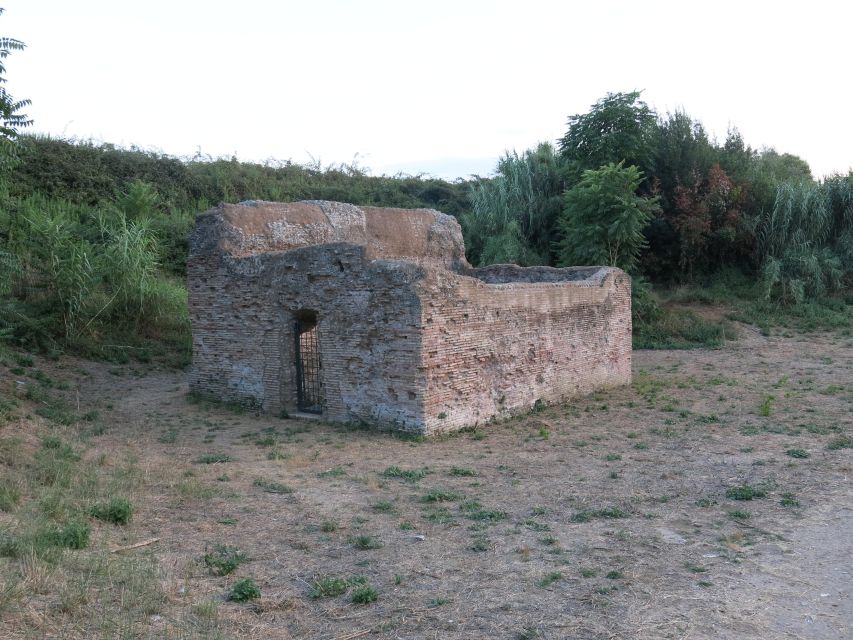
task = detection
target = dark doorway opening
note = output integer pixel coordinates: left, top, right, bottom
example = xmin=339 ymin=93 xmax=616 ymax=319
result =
xmin=294 ymin=311 xmax=323 ymax=413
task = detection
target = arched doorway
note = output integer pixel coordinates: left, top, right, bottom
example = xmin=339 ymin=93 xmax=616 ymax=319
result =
xmin=294 ymin=310 xmax=323 ymax=413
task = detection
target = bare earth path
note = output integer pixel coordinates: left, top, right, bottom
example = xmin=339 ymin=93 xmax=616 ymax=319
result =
xmin=13 ymin=326 xmax=852 ymax=639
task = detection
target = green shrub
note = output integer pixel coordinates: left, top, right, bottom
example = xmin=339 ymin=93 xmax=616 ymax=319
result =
xmin=228 ymin=578 xmax=260 ymax=602
xmin=725 ymin=485 xmax=767 ymax=501
xmin=203 ymin=544 xmax=247 ymax=576
xmin=310 ymin=575 xmax=348 ymax=598
xmin=351 ymin=584 xmax=379 ymax=604
xmin=39 ymin=521 xmax=90 ymax=549
xmin=88 ymin=497 xmax=133 ymax=525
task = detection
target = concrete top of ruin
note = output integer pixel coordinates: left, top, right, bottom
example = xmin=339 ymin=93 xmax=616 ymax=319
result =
xmin=192 ymin=200 xmax=470 ymax=270
xmin=191 ymin=200 xmax=623 ymax=288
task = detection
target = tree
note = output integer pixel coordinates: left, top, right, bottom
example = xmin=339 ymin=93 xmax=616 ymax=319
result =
xmin=463 ymin=143 xmax=564 ymax=266
xmin=0 ymin=7 xmax=32 ymax=169
xmin=556 ymin=162 xmax=660 ymax=273
xmin=558 ymin=92 xmax=657 ymax=184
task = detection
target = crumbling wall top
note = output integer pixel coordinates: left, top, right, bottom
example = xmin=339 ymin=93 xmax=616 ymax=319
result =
xmin=191 ymin=200 xmax=470 ymax=270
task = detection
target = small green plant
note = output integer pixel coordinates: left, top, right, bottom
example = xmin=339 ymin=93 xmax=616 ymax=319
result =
xmin=725 ymin=485 xmax=767 ymax=501
xmin=459 ymin=500 xmax=508 ymax=522
xmin=605 ymin=570 xmax=623 ymax=579
xmin=429 ymin=597 xmax=451 ymax=607
xmin=523 ymin=519 xmax=550 ymax=532
xmin=88 ymin=497 xmax=133 ymax=525
xmin=349 ymin=535 xmax=383 ymax=550
xmin=759 ymin=395 xmax=775 ymax=417
xmin=372 ymin=500 xmax=397 ymax=514
xmin=398 ymin=521 xmax=415 ymax=531
xmin=194 ymin=453 xmax=232 ymax=464
xmin=317 ymin=466 xmax=346 ymax=478
xmin=422 ymin=487 xmax=461 ymax=503
xmin=579 ymin=567 xmax=596 ymax=578
xmin=538 ymin=427 xmax=550 ymax=440
xmin=685 ymin=563 xmax=707 ymax=573
xmin=382 ymin=466 xmax=428 ymax=482
xmin=0 ymin=485 xmax=20 ymax=512
xmin=266 ymin=449 xmax=288 ymax=460
xmin=228 ymin=578 xmax=260 ymax=602
xmin=252 ymin=478 xmax=293 ymax=494
xmin=310 ymin=575 xmax=348 ymax=598
xmin=779 ymin=493 xmax=800 ymax=507
xmin=449 ymin=466 xmax=477 ymax=477
xmin=41 ymin=521 xmax=90 ymax=549
xmin=14 ymin=354 xmax=34 ymax=368
xmin=253 ymin=435 xmax=276 ymax=447
xmin=320 ymin=520 xmax=338 ymax=532
xmin=157 ymin=429 xmax=178 ymax=443
xmin=827 ymin=435 xmax=853 ymax=450
xmin=785 ymin=448 xmax=809 ymax=459
xmin=537 ymin=571 xmax=562 ymax=588
xmin=351 ymin=584 xmax=378 ymax=604
xmin=469 ymin=537 xmax=490 ymax=552
xmin=696 ymin=414 xmax=720 ymax=424
xmin=605 ymin=453 xmax=621 ymax=461
xmin=203 ymin=544 xmax=247 ymax=576
xmin=728 ymin=510 xmax=751 ymax=520
xmin=570 ymin=506 xmax=627 ymax=522
xmin=423 ymin=507 xmax=455 ymax=525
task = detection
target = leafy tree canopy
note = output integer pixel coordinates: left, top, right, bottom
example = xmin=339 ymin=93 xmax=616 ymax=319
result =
xmin=559 ymin=92 xmax=657 ymax=183
xmin=0 ymin=7 xmax=32 ymax=169
xmin=557 ymin=162 xmax=660 ymax=273
xmin=463 ymin=142 xmax=563 ymax=266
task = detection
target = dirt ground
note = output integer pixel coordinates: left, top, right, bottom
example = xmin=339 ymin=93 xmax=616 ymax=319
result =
xmin=4 ymin=323 xmax=852 ymax=639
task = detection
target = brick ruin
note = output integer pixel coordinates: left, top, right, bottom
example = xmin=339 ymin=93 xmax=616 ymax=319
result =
xmin=187 ymin=200 xmax=632 ymax=434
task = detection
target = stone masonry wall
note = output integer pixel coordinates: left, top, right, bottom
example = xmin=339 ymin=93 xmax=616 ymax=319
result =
xmin=417 ymin=268 xmax=632 ymax=434
xmin=189 ymin=242 xmax=428 ymax=430
xmin=188 ymin=200 xmax=633 ymax=435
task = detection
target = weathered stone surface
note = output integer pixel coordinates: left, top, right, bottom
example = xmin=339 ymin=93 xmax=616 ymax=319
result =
xmin=188 ymin=200 xmax=632 ymax=434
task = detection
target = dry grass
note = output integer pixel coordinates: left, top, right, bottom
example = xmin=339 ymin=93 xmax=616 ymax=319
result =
xmin=0 ymin=324 xmax=851 ymax=639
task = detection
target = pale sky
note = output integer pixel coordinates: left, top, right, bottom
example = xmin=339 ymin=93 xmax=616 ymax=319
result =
xmin=4 ymin=0 xmax=851 ymax=179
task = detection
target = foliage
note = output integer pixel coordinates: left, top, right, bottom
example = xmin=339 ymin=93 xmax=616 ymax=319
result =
xmin=669 ymin=163 xmax=749 ymax=277
xmin=11 ymin=135 xmax=471 ymax=217
xmin=463 ymin=143 xmax=563 ymax=266
xmin=0 ymin=191 xmax=189 ymax=361
xmin=203 ymin=544 xmax=247 ymax=576
xmin=0 ymin=9 xmax=32 ymax=170
xmin=228 ymin=578 xmax=260 ymax=602
xmin=756 ymin=176 xmax=852 ymax=303
xmin=557 ymin=162 xmax=660 ymax=272
xmin=559 ymin=92 xmax=657 ymax=183
xmin=88 ymin=497 xmax=133 ymax=525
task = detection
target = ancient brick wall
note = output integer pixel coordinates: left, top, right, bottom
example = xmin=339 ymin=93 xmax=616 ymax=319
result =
xmin=416 ymin=268 xmax=632 ymax=434
xmin=188 ymin=200 xmax=633 ymax=435
xmin=189 ymin=241 xmax=428 ymax=430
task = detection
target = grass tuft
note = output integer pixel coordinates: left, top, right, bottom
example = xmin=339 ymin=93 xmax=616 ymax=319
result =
xmin=88 ymin=497 xmax=133 ymax=525
xmin=228 ymin=578 xmax=260 ymax=602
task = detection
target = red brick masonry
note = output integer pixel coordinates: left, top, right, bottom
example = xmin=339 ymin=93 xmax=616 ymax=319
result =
xmin=188 ymin=201 xmax=631 ymax=434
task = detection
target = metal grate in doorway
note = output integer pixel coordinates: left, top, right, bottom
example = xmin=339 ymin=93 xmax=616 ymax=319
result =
xmin=295 ymin=317 xmax=323 ymax=413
